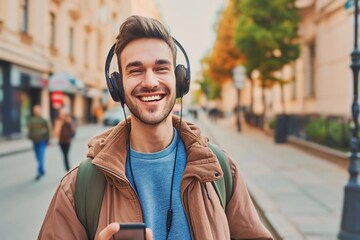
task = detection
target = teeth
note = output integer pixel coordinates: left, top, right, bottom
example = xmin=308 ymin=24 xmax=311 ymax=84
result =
xmin=141 ymin=95 xmax=161 ymax=102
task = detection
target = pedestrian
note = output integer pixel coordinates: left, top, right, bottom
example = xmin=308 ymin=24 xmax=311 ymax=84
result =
xmin=39 ymin=15 xmax=273 ymax=240
xmin=27 ymin=104 xmax=50 ymax=181
xmin=53 ymin=108 xmax=76 ymax=171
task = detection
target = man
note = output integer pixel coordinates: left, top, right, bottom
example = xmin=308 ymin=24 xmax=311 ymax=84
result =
xmin=39 ymin=15 xmax=273 ymax=240
xmin=27 ymin=104 xmax=50 ymax=180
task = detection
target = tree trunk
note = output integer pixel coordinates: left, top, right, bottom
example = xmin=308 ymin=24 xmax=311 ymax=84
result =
xmin=280 ymin=83 xmax=285 ymax=115
xmin=261 ymin=81 xmax=266 ymax=129
xmin=249 ymin=76 xmax=255 ymax=126
xmin=249 ymin=76 xmax=254 ymax=115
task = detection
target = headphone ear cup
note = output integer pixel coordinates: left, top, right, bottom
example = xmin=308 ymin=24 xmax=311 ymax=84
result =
xmin=106 ymin=72 xmax=125 ymax=105
xmin=175 ymin=64 xmax=190 ymax=98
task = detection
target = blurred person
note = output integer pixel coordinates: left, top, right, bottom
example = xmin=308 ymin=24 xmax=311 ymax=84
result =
xmin=27 ymin=104 xmax=50 ymax=181
xmin=38 ymin=15 xmax=273 ymax=240
xmin=53 ymin=108 xmax=76 ymax=171
xmin=95 ymin=105 xmax=103 ymax=123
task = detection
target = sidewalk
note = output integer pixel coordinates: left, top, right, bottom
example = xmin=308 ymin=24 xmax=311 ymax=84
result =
xmin=0 ymin=124 xmax=107 ymax=157
xmin=198 ymin=112 xmax=346 ymax=240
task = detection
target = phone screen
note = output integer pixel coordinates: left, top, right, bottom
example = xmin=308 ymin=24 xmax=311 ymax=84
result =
xmin=113 ymin=223 xmax=146 ymax=240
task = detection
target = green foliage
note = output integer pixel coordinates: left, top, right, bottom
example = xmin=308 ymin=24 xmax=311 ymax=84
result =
xmin=305 ymin=118 xmax=327 ymax=144
xmin=234 ymin=0 xmax=301 ymax=82
xmin=305 ymin=117 xmax=351 ymax=151
xmin=195 ymin=76 xmax=222 ymax=100
xmin=268 ymin=117 xmax=276 ymax=130
xmin=328 ymin=120 xmax=350 ymax=147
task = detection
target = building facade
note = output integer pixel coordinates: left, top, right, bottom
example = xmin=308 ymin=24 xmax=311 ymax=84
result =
xmin=269 ymin=0 xmax=353 ymax=118
xmin=0 ymin=0 xmax=160 ymax=138
xmin=218 ymin=0 xmax=354 ymax=124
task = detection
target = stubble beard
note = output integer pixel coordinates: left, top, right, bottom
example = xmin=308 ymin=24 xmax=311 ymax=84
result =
xmin=125 ymin=94 xmax=176 ymax=126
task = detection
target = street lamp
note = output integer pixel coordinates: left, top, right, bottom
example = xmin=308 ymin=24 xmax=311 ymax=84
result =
xmin=232 ymin=65 xmax=246 ymax=132
xmin=338 ymin=0 xmax=360 ymax=239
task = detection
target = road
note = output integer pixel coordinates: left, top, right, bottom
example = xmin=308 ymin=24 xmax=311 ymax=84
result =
xmin=0 ymin=124 xmax=108 ymax=239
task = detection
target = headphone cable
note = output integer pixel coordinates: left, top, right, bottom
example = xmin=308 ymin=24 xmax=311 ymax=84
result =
xmin=122 ymin=102 xmax=182 ymax=239
xmin=166 ymin=98 xmax=183 ymax=240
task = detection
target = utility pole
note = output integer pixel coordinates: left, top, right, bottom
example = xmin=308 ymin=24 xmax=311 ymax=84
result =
xmin=338 ymin=0 xmax=360 ymax=239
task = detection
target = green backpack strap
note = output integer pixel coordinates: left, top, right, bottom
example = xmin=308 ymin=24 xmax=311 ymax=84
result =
xmin=75 ymin=158 xmax=106 ymax=240
xmin=209 ymin=143 xmax=234 ymax=210
xmin=74 ymin=144 xmax=234 ymax=239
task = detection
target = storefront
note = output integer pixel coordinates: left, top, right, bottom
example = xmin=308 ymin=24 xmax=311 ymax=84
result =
xmin=48 ymin=72 xmax=84 ymax=123
xmin=0 ymin=62 xmax=6 ymax=137
xmin=1 ymin=63 xmax=47 ymax=138
xmin=84 ymin=87 xmax=104 ymax=123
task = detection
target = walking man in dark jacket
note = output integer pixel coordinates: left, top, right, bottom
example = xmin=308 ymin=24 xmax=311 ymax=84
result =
xmin=27 ymin=104 xmax=50 ymax=180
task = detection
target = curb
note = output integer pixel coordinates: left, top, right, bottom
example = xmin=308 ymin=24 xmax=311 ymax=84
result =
xmin=287 ymin=136 xmax=348 ymax=169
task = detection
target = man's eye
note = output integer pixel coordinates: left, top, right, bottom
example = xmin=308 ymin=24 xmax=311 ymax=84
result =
xmin=129 ymin=69 xmax=142 ymax=74
xmin=156 ymin=67 xmax=169 ymax=72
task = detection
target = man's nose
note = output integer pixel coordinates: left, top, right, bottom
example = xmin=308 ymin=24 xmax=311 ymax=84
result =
xmin=141 ymin=69 xmax=159 ymax=88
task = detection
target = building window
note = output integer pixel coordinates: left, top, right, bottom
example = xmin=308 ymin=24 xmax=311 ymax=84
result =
xmin=20 ymin=0 xmax=29 ymax=33
xmin=307 ymin=43 xmax=316 ymax=97
xmin=97 ymin=33 xmax=102 ymax=70
xmin=50 ymin=13 xmax=56 ymax=47
xmin=69 ymin=27 xmax=74 ymax=57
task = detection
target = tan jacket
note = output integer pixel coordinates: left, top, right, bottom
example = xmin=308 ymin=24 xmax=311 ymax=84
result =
xmin=38 ymin=116 xmax=273 ymax=240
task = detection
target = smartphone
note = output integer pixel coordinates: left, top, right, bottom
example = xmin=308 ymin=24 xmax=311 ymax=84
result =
xmin=113 ymin=223 xmax=146 ymax=240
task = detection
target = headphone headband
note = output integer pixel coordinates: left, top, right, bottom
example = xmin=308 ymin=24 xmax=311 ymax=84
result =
xmin=104 ymin=37 xmax=191 ymax=83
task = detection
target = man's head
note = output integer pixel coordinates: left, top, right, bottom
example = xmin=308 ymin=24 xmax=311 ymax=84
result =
xmin=115 ymin=15 xmax=177 ymax=71
xmin=114 ymin=15 xmax=178 ymax=126
xmin=33 ymin=105 xmax=41 ymax=117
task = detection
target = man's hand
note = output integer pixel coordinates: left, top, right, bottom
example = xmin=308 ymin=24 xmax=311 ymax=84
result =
xmin=98 ymin=222 xmax=153 ymax=240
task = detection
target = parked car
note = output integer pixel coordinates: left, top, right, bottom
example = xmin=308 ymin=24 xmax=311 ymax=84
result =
xmin=102 ymin=106 xmax=127 ymax=126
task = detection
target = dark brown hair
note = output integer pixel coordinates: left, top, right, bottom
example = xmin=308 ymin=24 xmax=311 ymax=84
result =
xmin=115 ymin=15 xmax=177 ymax=72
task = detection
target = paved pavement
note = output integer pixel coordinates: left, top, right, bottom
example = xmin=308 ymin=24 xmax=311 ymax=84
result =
xmin=0 ymin=114 xmax=349 ymax=240
xmin=0 ymin=124 xmax=107 ymax=157
xmin=196 ymin=111 xmax=346 ymax=240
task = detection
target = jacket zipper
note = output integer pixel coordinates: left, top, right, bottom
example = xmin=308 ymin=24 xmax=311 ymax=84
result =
xmin=93 ymin=163 xmax=145 ymax=222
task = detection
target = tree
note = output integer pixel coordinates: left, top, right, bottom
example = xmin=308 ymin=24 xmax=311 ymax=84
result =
xmin=203 ymin=0 xmax=244 ymax=85
xmin=234 ymin=0 xmax=300 ymax=122
xmin=195 ymin=74 xmax=221 ymax=101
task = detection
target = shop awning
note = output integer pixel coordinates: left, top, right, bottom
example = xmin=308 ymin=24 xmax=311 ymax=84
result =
xmin=85 ymin=87 xmax=103 ymax=98
xmin=49 ymin=73 xmax=85 ymax=94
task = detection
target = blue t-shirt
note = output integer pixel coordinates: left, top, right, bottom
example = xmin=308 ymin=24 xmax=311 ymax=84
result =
xmin=125 ymin=129 xmax=192 ymax=240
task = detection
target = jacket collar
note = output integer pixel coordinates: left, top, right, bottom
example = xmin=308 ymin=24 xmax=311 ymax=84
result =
xmin=87 ymin=115 xmax=223 ymax=183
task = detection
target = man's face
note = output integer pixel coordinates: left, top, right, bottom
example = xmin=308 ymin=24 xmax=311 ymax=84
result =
xmin=120 ymin=38 xmax=176 ymax=125
xmin=33 ymin=105 xmax=41 ymax=116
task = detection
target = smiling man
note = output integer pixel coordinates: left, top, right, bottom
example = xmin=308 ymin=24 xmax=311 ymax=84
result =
xmin=38 ymin=15 xmax=273 ymax=240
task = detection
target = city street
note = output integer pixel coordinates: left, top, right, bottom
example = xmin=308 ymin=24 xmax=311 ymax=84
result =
xmin=0 ymin=0 xmax=358 ymax=239
xmin=0 ymin=124 xmax=108 ymax=240
xmin=0 ymin=113 xmax=349 ymax=240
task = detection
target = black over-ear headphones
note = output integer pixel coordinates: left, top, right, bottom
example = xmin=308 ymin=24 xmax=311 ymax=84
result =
xmin=105 ymin=37 xmax=191 ymax=106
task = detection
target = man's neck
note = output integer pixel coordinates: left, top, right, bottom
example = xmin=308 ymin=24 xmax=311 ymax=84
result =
xmin=129 ymin=117 xmax=174 ymax=153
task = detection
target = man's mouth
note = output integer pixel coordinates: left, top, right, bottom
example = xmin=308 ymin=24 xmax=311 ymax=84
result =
xmin=139 ymin=94 xmax=165 ymax=102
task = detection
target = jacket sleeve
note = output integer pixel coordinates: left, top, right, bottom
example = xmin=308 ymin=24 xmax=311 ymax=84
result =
xmin=225 ymin=155 xmax=273 ymax=240
xmin=38 ymin=169 xmax=88 ymax=239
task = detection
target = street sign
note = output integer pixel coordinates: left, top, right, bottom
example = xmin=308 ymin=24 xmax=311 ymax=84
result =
xmin=232 ymin=65 xmax=246 ymax=89
xmin=51 ymin=91 xmax=63 ymax=109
